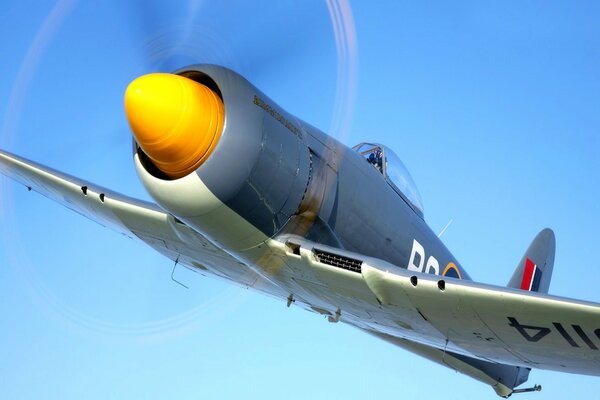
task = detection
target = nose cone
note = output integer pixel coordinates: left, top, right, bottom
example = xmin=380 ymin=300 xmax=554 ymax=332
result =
xmin=125 ymin=73 xmax=224 ymax=179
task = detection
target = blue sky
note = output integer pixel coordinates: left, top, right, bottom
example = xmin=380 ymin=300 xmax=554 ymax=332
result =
xmin=1 ymin=1 xmax=600 ymax=398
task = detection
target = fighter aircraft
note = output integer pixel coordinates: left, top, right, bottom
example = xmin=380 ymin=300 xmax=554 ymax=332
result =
xmin=1 ymin=64 xmax=599 ymax=397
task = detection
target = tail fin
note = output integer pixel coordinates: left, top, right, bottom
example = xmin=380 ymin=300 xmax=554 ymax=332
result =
xmin=508 ymin=228 xmax=555 ymax=293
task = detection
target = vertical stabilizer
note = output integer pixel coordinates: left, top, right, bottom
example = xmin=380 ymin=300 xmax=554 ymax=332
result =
xmin=508 ymin=228 xmax=555 ymax=293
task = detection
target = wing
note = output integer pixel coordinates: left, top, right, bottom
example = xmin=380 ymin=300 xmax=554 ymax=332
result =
xmin=359 ymin=264 xmax=600 ymax=375
xmin=271 ymin=236 xmax=600 ymax=394
xmin=0 ymin=150 xmax=283 ymax=296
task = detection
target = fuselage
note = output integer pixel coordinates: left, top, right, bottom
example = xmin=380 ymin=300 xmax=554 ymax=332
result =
xmin=130 ymin=64 xmax=470 ymax=297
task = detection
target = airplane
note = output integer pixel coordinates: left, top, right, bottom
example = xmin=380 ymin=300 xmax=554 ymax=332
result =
xmin=1 ymin=64 xmax=599 ymax=398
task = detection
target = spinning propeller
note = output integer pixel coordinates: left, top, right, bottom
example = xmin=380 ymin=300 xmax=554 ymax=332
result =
xmin=1 ymin=0 xmax=357 ymax=337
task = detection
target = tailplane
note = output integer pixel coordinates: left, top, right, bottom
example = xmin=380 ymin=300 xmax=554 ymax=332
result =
xmin=507 ymin=228 xmax=555 ymax=293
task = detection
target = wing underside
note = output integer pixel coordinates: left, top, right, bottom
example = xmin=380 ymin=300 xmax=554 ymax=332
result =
xmin=270 ymin=237 xmax=600 ymax=394
xmin=361 ymin=263 xmax=600 ymax=374
xmin=0 ymin=150 xmax=285 ymax=297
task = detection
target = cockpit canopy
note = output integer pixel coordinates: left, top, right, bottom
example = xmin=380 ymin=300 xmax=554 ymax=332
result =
xmin=353 ymin=143 xmax=424 ymax=217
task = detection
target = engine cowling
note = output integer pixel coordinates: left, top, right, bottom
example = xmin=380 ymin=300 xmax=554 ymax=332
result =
xmin=127 ymin=65 xmax=311 ymax=252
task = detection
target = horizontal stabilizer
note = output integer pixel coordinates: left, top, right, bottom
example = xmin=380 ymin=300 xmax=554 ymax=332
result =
xmin=508 ymin=228 xmax=555 ymax=293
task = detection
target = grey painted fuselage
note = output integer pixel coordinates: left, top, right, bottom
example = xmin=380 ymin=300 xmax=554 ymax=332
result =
xmin=143 ymin=65 xmax=470 ymax=282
